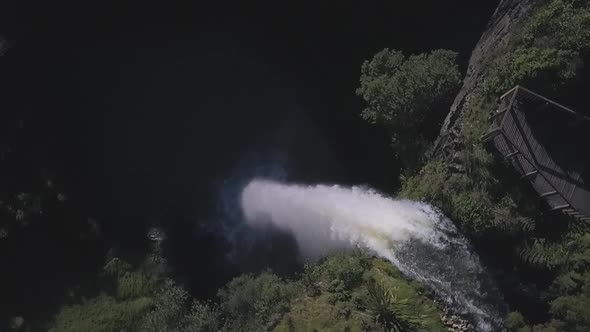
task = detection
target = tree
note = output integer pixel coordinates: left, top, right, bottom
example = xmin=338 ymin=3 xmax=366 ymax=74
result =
xmin=49 ymin=295 xmax=153 ymax=332
xmin=356 ymin=49 xmax=461 ymax=170
xmin=140 ymin=279 xmax=220 ymax=332
xmin=217 ymin=272 xmax=298 ymax=331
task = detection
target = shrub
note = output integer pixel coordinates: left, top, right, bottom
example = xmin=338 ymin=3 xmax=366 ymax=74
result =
xmin=50 ymin=259 xmax=160 ymax=332
xmin=217 ymin=272 xmax=298 ymax=331
xmin=506 ymin=311 xmax=527 ymax=331
xmin=140 ymin=279 xmax=220 ymax=332
xmin=486 ymin=0 xmax=590 ymax=96
xmin=449 ymin=191 xmax=494 ymax=235
xmin=549 ymin=273 xmax=590 ymax=331
xmin=485 ymin=47 xmax=578 ymax=96
xmin=49 ymin=295 xmax=153 ymax=332
xmin=491 ymin=196 xmax=536 ymax=234
xmin=103 ymin=257 xmax=133 ymax=277
xmin=357 ymin=48 xmax=462 ymax=170
xmin=519 ymin=238 xmax=570 ymax=270
xmin=365 ymin=281 xmax=422 ymax=332
xmin=399 ymin=160 xmax=449 ymax=204
xmin=185 ymin=302 xmax=220 ymax=332
xmin=116 ymin=271 xmax=157 ymax=300
xmin=300 ymin=262 xmax=323 ymax=297
xmin=320 ymin=253 xmax=369 ymax=290
xmin=522 ymin=0 xmax=590 ymax=51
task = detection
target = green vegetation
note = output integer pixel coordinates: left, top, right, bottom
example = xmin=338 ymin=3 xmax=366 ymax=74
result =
xmin=365 ymin=280 xmax=423 ymax=332
xmin=47 ymin=252 xmax=442 ymax=331
xmin=50 ymin=255 xmax=222 ymax=332
xmin=140 ymin=279 xmax=220 ymax=332
xmin=398 ymin=0 xmax=590 ymax=330
xmin=50 ymin=258 xmax=157 ymax=332
xmin=485 ymin=47 xmax=578 ymax=95
xmin=486 ymin=0 xmax=590 ymax=96
xmin=218 ymin=272 xmax=299 ymax=331
xmin=275 ymin=253 xmax=444 ymax=332
xmin=49 ymin=295 xmax=153 ymax=332
xmin=399 ymin=94 xmax=534 ymax=237
xmin=8 ymin=1 xmax=590 ymax=331
xmin=357 ymin=48 xmax=462 ymax=170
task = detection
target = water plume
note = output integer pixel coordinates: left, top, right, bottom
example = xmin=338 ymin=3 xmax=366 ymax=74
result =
xmin=240 ymin=178 xmax=505 ymax=331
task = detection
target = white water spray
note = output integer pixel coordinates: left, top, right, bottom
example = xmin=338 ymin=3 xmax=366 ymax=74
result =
xmin=240 ymin=179 xmax=505 ymax=331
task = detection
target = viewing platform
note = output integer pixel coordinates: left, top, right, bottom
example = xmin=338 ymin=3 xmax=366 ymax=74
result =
xmin=483 ymin=86 xmax=590 ymax=222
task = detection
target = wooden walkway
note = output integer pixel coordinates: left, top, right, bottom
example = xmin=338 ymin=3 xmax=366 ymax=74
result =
xmin=483 ymin=86 xmax=590 ymax=222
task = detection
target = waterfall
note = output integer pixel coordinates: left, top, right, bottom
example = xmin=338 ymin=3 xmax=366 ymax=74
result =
xmin=240 ymin=178 xmax=505 ymax=330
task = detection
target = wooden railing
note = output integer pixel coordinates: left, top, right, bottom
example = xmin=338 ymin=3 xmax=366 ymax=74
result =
xmin=483 ymin=86 xmax=590 ymax=222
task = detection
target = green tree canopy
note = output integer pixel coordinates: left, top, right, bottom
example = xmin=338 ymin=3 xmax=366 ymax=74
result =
xmin=356 ymin=48 xmax=462 ymax=170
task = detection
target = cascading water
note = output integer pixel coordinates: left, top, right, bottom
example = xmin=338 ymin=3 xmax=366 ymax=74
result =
xmin=240 ymin=178 xmax=505 ymax=331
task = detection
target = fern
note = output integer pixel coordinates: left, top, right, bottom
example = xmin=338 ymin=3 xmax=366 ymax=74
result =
xmin=519 ymin=239 xmax=569 ymax=270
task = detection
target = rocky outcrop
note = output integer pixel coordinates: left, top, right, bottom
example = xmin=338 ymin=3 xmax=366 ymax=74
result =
xmin=431 ymin=0 xmax=540 ymax=159
xmin=435 ymin=300 xmax=475 ymax=332
xmin=440 ymin=312 xmax=473 ymax=332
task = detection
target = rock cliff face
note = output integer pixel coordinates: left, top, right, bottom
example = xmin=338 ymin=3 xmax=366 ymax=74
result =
xmin=431 ymin=0 xmax=540 ymax=158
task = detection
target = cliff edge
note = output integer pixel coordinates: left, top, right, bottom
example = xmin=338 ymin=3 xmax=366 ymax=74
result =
xmin=432 ymin=0 xmax=540 ymax=158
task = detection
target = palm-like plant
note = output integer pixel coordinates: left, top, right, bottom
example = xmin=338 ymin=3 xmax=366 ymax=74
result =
xmin=366 ymin=281 xmax=421 ymax=332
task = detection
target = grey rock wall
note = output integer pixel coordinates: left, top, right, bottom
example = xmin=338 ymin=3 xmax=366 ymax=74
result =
xmin=431 ymin=0 xmax=540 ymax=159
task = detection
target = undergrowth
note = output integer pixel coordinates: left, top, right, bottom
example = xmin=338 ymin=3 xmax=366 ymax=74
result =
xmin=400 ymin=0 xmax=590 ymax=329
xmin=275 ymin=253 xmax=445 ymax=332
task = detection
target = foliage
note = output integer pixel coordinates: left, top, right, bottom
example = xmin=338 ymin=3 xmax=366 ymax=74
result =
xmin=461 ymin=96 xmax=494 ymax=144
xmin=369 ymin=259 xmax=443 ymax=332
xmin=217 ymin=271 xmax=299 ymax=331
xmin=399 ymin=1 xmax=590 ymax=330
xmin=36 ymin=2 xmax=590 ymax=332
xmin=549 ymin=273 xmax=590 ymax=331
xmin=274 ymin=292 xmax=366 ymax=332
xmin=49 ymin=256 xmax=158 ymax=331
xmin=448 ymin=191 xmax=494 ymax=235
xmin=399 ymin=160 xmax=449 ymax=204
xmin=318 ymin=252 xmax=370 ymax=290
xmin=300 ymin=262 xmax=323 ymax=297
xmin=50 ymin=253 xmax=441 ymax=332
xmin=522 ymin=0 xmax=590 ymax=51
xmin=275 ymin=255 xmax=444 ymax=332
xmin=140 ymin=279 xmax=190 ymax=331
xmin=365 ymin=281 xmax=422 ymax=332
xmin=116 ymin=271 xmax=157 ymax=300
xmin=49 ymin=295 xmax=153 ymax=332
xmin=506 ymin=311 xmax=526 ymax=331
xmin=399 ymin=94 xmax=528 ymax=237
xmin=185 ymin=302 xmax=221 ymax=332
xmin=140 ymin=279 xmax=220 ymax=332
xmin=485 ymin=0 xmax=590 ymax=96
xmin=485 ymin=47 xmax=578 ymax=95
xmin=519 ymin=238 xmax=570 ymax=270
xmin=402 ymin=0 xmax=590 ymax=234
xmin=103 ymin=257 xmax=133 ymax=277
xmin=357 ymin=48 xmax=462 ymax=170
